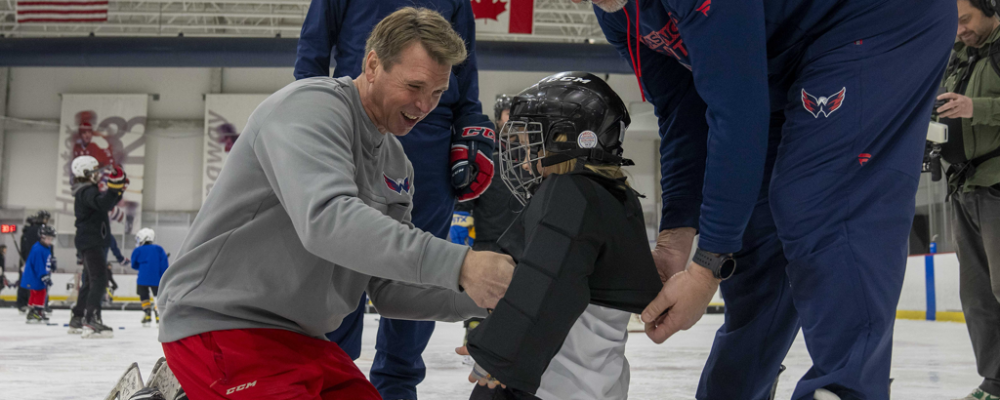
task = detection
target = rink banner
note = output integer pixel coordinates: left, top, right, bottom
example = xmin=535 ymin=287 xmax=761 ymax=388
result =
xmin=472 ymin=0 xmax=533 ymax=35
xmin=202 ymin=94 xmax=269 ymax=203
xmin=54 ymin=94 xmax=147 ymax=237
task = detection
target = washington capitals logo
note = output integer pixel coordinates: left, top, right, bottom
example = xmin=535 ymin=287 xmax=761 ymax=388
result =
xmin=697 ymin=0 xmax=711 ymax=16
xmin=801 ymin=87 xmax=846 ymax=118
xmin=858 ymin=153 xmax=872 ymax=165
xmin=384 ymin=174 xmax=411 ymax=194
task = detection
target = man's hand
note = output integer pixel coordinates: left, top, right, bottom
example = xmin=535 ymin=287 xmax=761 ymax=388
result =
xmin=119 ymin=257 xmax=130 ymax=266
xmin=937 ymin=92 xmax=974 ymax=119
xmin=651 ymin=228 xmax=696 ymax=283
xmin=641 ymin=261 xmax=719 ymax=344
xmin=451 ymin=114 xmax=497 ymax=202
xmin=459 ymin=249 xmax=514 ymax=309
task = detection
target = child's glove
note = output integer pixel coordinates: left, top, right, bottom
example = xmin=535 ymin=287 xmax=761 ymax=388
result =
xmin=106 ymin=165 xmax=129 ymax=190
xmin=41 ymin=275 xmax=52 ymax=288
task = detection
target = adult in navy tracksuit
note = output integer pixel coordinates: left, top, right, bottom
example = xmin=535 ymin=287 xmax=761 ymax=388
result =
xmin=295 ymin=2 xmax=494 ymax=399
xmin=592 ymin=0 xmax=956 ymax=399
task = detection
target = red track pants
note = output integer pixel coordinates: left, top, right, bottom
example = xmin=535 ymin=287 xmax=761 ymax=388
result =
xmin=161 ymin=328 xmax=380 ymax=399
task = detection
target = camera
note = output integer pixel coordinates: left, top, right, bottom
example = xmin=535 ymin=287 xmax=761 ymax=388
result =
xmin=931 ymin=87 xmax=948 ymax=117
xmin=922 ymin=121 xmax=949 ymax=181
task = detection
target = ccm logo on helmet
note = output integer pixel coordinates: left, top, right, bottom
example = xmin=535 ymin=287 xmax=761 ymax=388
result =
xmin=226 ymin=380 xmax=257 ymax=394
xmin=462 ymin=126 xmax=496 ymax=141
xmin=539 ymin=76 xmax=591 ymax=84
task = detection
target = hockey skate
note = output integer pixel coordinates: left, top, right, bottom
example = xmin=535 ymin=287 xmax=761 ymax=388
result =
xmin=141 ymin=314 xmax=152 ymax=327
xmin=83 ymin=316 xmax=115 ymax=339
xmin=953 ymin=388 xmax=1000 ymax=400
xmin=128 ymin=387 xmax=166 ymax=400
xmin=146 ymin=357 xmax=186 ymax=400
xmin=104 ymin=362 xmax=144 ymax=400
xmin=25 ymin=308 xmax=44 ymax=324
xmin=68 ymin=314 xmax=84 ymax=334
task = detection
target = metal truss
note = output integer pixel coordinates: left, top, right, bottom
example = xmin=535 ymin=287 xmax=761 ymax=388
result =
xmin=0 ymin=0 xmax=606 ymax=42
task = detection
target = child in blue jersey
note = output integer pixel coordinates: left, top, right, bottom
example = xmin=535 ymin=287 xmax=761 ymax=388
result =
xmin=22 ymin=226 xmax=56 ymax=323
xmin=130 ymin=228 xmax=168 ymax=326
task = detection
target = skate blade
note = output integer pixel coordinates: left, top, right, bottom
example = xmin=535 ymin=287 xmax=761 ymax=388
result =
xmin=25 ymin=319 xmax=42 ymax=324
xmin=142 ymin=322 xmax=151 ymax=328
xmin=82 ymin=329 xmax=114 ymax=339
xmin=67 ymin=328 xmax=83 ymax=334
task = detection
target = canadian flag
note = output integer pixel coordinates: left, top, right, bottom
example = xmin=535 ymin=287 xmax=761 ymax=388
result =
xmin=471 ymin=0 xmax=533 ymax=34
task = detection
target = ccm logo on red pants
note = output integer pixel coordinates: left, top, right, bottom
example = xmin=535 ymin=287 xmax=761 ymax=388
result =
xmin=225 ymin=380 xmax=257 ymax=395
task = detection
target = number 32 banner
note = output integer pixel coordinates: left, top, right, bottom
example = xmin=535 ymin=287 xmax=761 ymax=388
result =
xmin=54 ymin=94 xmax=148 ymax=237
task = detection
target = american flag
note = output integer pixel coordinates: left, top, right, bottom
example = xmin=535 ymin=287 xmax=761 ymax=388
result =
xmin=16 ymin=0 xmax=108 ymax=23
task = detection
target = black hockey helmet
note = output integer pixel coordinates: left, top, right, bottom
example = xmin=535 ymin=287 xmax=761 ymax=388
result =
xmin=35 ymin=210 xmax=51 ymax=223
xmin=39 ymin=225 xmax=56 ymax=238
xmin=494 ymin=94 xmax=512 ymax=122
xmin=498 ymin=71 xmax=632 ymax=205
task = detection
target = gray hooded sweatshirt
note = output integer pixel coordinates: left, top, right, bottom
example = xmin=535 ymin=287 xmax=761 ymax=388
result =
xmin=157 ymin=76 xmax=485 ymax=343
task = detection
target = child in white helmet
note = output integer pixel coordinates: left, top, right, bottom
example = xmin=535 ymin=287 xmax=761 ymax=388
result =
xmin=130 ymin=228 xmax=169 ymax=326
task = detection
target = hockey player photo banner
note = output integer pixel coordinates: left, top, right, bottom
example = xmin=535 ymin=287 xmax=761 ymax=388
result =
xmin=55 ymin=94 xmax=148 ymax=236
xmin=202 ymin=94 xmax=269 ymax=203
xmin=471 ymin=0 xmax=533 ymax=35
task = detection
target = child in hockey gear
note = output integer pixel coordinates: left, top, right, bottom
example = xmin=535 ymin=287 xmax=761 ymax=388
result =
xmin=22 ymin=225 xmax=56 ymax=323
xmin=17 ymin=211 xmax=50 ymax=313
xmin=465 ymin=72 xmax=663 ymax=399
xmin=131 ymin=228 xmax=168 ymax=326
xmin=70 ymin=155 xmax=126 ymax=339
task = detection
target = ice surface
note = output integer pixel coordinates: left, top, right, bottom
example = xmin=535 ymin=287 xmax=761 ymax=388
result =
xmin=0 ymin=308 xmax=982 ymax=399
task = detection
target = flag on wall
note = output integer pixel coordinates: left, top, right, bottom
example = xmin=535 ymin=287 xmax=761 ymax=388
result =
xmin=54 ymin=94 xmax=147 ymax=236
xmin=202 ymin=94 xmax=270 ymax=204
xmin=472 ymin=0 xmax=533 ymax=34
xmin=16 ymin=0 xmax=108 ymax=23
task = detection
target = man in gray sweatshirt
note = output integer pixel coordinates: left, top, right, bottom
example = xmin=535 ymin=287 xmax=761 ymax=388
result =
xmin=156 ymin=8 xmax=514 ymax=399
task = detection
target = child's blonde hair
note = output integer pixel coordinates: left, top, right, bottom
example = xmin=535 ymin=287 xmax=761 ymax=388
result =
xmin=547 ymin=134 xmax=629 ymax=184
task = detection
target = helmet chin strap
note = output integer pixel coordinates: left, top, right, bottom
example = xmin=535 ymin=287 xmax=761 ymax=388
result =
xmin=539 ymin=149 xmax=635 ymax=167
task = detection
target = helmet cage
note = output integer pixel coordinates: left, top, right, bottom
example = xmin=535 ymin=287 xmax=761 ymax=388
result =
xmin=498 ymin=120 xmax=547 ymax=206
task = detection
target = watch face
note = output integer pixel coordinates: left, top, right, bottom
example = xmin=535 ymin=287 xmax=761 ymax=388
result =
xmin=719 ymin=258 xmax=737 ymax=280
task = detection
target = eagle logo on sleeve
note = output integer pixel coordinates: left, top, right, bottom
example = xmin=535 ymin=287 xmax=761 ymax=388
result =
xmin=384 ymin=174 xmax=411 ymax=195
xmin=801 ymin=87 xmax=846 ymax=118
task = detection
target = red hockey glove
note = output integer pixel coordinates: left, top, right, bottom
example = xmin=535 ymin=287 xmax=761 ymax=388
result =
xmin=451 ymin=114 xmax=496 ymax=202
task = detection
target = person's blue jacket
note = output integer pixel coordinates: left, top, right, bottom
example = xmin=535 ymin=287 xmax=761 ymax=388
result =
xmin=596 ymin=0 xmax=932 ymax=253
xmin=130 ymin=243 xmax=169 ymax=287
xmin=20 ymin=242 xmax=52 ymax=290
xmin=294 ymin=0 xmax=484 ymax=132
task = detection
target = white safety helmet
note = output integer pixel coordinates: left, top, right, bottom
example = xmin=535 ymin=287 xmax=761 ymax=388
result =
xmin=71 ymin=156 xmax=100 ymax=181
xmin=135 ymin=228 xmax=155 ymax=246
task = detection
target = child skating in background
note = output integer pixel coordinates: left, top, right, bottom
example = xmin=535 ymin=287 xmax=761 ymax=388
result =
xmin=464 ymin=72 xmax=663 ymax=400
xmin=22 ymin=226 xmax=57 ymax=324
xmin=130 ymin=228 xmax=168 ymax=326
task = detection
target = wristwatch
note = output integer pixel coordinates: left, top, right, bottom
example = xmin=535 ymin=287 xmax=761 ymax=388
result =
xmin=692 ymin=248 xmax=737 ymax=280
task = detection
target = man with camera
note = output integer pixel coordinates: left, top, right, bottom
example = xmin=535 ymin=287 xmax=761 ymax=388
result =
xmin=937 ymin=1 xmax=1000 ymax=399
